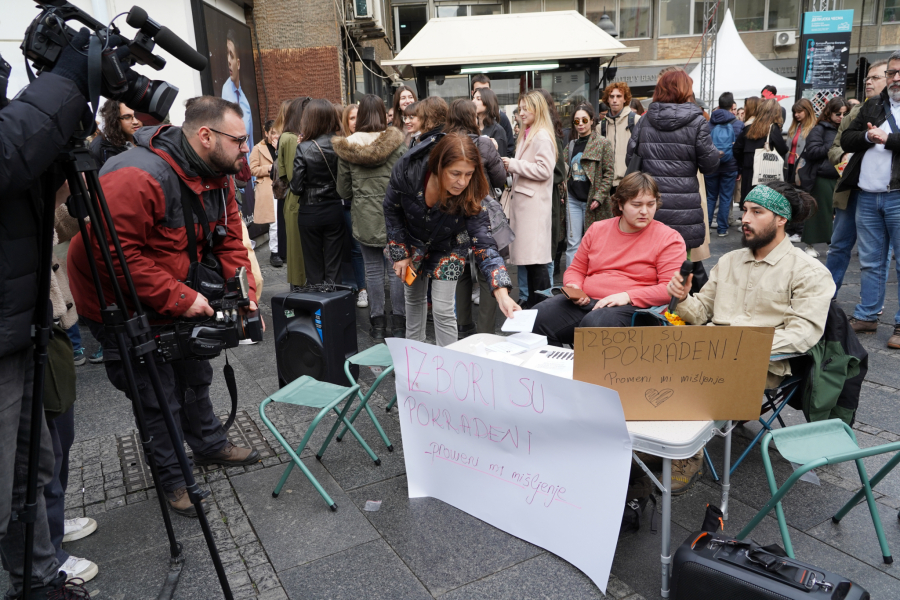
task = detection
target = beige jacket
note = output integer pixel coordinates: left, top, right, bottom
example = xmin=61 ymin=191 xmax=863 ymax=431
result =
xmin=506 ymin=128 xmax=555 ymax=265
xmin=676 ymin=235 xmax=835 ymax=378
xmin=249 ymin=141 xmax=276 ymax=224
xmin=599 ymin=105 xmax=640 ymax=186
xmin=52 ymin=204 xmax=80 ymax=330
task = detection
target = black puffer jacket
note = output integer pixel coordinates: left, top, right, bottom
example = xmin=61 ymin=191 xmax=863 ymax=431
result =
xmin=383 ymin=131 xmax=511 ymax=291
xmin=0 ymin=73 xmax=86 ymax=358
xmin=802 ymin=121 xmax=839 ymax=179
xmin=290 ymin=134 xmax=342 ymax=205
xmin=625 ymin=102 xmax=719 ymax=249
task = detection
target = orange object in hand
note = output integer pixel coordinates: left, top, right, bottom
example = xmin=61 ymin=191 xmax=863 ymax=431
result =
xmin=664 ymin=311 xmax=685 ymax=326
xmin=404 ymin=265 xmax=417 ymax=286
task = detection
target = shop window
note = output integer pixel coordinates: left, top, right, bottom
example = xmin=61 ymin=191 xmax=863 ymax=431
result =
xmin=435 ymin=4 xmax=502 ymax=17
xmin=509 ymin=0 xmax=542 ymax=12
xmin=586 ymin=0 xmax=652 ymax=38
xmin=395 ymin=4 xmax=428 ymax=51
xmin=887 ymin=0 xmax=900 ymax=22
xmin=840 ymin=0 xmax=878 ymax=25
xmin=471 ymin=3 xmax=502 ymax=14
xmin=545 ymin=0 xmax=578 ymax=11
xmin=427 ymin=75 xmax=471 ymax=103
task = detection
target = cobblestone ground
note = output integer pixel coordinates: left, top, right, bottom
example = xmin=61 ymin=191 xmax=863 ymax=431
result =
xmin=4 ymin=222 xmax=900 ymax=599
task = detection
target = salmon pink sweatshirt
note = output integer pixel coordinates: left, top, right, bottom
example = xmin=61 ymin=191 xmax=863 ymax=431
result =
xmin=563 ymin=218 xmax=686 ymax=308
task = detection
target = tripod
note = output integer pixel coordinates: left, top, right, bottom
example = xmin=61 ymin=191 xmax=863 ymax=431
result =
xmin=20 ymin=137 xmax=234 ymax=599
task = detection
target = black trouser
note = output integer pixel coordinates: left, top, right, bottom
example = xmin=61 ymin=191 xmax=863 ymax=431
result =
xmin=276 ymin=196 xmax=288 ymax=260
xmin=532 ymin=294 xmax=638 ymax=346
xmin=87 ymin=320 xmax=227 ymax=496
xmin=297 ymin=200 xmax=345 ymax=285
xmin=520 ymin=263 xmax=551 ymax=308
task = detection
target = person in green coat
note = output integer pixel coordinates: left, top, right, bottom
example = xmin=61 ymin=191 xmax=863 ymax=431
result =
xmin=333 ymin=95 xmax=406 ymax=340
xmin=276 ymin=97 xmax=308 ymax=287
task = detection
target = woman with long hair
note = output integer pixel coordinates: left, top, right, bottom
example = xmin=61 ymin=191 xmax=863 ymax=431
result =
xmin=249 ymin=119 xmax=279 ymax=263
xmin=391 ymin=85 xmax=417 ymax=134
xmin=410 ymin=96 xmax=448 ymax=149
xmin=625 ymin=70 xmax=719 ymax=251
xmin=564 ymin=103 xmax=615 ymax=267
xmin=472 ymin=87 xmax=509 ymax=158
xmin=733 ymin=98 xmax=789 ymax=203
xmin=445 ymin=99 xmax=507 ymax=336
xmin=384 ymin=132 xmax=520 ymax=346
xmin=797 ymin=96 xmax=849 ymax=256
xmin=289 ymin=99 xmax=345 ymax=284
xmin=334 ymin=94 xmax=407 ymax=339
xmin=341 ymin=104 xmax=358 ymax=137
xmin=500 ymin=90 xmax=557 ymax=307
xmin=402 ymin=101 xmax=422 ymax=148
xmin=786 ymin=98 xmax=817 ymax=185
xmin=277 ymin=96 xmax=311 ymax=286
xmin=742 ymin=96 xmax=761 ymax=124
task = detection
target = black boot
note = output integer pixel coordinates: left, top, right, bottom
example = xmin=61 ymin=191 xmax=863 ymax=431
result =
xmin=370 ymin=315 xmax=386 ymax=341
xmin=390 ymin=314 xmax=406 ymax=338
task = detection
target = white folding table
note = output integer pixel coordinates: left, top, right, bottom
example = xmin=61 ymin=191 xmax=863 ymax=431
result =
xmin=448 ymin=334 xmax=733 ymax=598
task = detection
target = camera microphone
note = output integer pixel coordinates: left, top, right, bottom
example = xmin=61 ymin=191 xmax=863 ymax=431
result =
xmin=667 ymin=260 xmax=693 ymax=314
xmin=126 ymin=6 xmax=207 ymax=72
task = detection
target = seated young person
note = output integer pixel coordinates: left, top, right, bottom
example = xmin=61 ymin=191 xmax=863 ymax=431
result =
xmin=533 ymin=172 xmax=686 ymax=346
xmin=667 ymin=181 xmax=836 ymax=390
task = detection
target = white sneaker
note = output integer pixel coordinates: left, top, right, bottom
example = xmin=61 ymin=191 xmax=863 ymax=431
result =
xmin=60 ymin=555 xmax=98 ymax=583
xmin=472 ymin=288 xmax=480 ymax=305
xmin=238 ymin=338 xmax=258 ymax=345
xmin=62 ymin=517 xmax=97 ymax=543
xmin=788 ymin=234 xmax=802 ymax=243
xmin=805 ymin=245 xmax=819 ymax=258
xmin=357 ymin=289 xmax=369 ymax=308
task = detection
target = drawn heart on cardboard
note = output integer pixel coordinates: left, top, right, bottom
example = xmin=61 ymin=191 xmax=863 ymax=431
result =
xmin=645 ymin=388 xmax=675 ymax=407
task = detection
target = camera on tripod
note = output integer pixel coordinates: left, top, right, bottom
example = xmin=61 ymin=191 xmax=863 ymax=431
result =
xmin=21 ymin=1 xmax=208 ymax=121
xmin=156 ymin=267 xmax=263 ymax=362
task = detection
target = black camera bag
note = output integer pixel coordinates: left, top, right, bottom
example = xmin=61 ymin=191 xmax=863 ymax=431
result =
xmin=178 ymin=180 xmax=225 ymax=301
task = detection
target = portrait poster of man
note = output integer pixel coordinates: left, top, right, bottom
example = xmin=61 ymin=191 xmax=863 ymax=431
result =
xmin=200 ymin=6 xmax=262 ymax=151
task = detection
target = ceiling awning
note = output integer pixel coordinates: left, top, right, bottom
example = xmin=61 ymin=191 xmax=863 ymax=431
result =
xmin=382 ymin=11 xmax=639 ymax=68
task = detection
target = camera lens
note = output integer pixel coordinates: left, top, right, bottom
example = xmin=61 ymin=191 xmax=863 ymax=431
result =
xmin=121 ymin=76 xmax=178 ymax=122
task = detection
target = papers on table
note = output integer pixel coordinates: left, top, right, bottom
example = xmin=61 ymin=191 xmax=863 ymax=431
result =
xmin=487 ymin=341 xmax=528 ymax=355
xmin=522 ymin=347 xmax=575 ymax=379
xmin=501 ymin=309 xmax=538 ymax=333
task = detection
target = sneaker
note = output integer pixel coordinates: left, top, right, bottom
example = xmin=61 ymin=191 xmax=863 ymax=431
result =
xmin=24 ymin=572 xmax=91 ymax=598
xmin=238 ymin=339 xmax=258 ymax=345
xmin=88 ymin=347 xmax=103 ymax=364
xmin=788 ymin=234 xmax=802 ymax=243
xmin=168 ymin=486 xmax=210 ymax=518
xmin=472 ymin=288 xmax=480 ymax=305
xmin=848 ymin=317 xmax=878 ymax=334
xmin=717 ymin=230 xmax=728 ymax=237
xmin=671 ymin=453 xmax=704 ymax=496
xmin=73 ymin=349 xmax=86 ymax=367
xmin=357 ymin=289 xmax=369 ymax=308
xmin=889 ymin=325 xmax=900 ymax=349
xmin=269 ymin=254 xmax=283 ymax=267
xmin=193 ymin=441 xmax=260 ymax=468
xmin=729 ymin=217 xmax=742 ymax=227
xmin=804 ymin=245 xmax=819 ymax=258
xmin=60 ymin=556 xmax=98 ymax=583
xmin=62 ymin=518 xmax=97 ymax=543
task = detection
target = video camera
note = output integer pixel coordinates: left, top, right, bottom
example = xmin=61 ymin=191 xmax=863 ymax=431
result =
xmin=156 ymin=267 xmax=263 ymax=362
xmin=21 ymin=0 xmax=207 ymax=121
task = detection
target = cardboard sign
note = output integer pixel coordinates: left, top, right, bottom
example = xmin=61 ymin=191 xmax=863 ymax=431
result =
xmin=386 ymin=338 xmax=633 ymax=594
xmin=573 ymin=326 xmax=775 ymax=421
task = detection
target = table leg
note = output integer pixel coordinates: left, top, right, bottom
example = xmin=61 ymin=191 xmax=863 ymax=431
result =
xmin=722 ymin=421 xmax=732 ymax=522
xmin=661 ymin=457 xmax=672 ymax=598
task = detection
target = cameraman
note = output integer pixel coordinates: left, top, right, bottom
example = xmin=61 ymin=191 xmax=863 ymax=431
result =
xmin=68 ymin=96 xmax=261 ymax=518
xmin=0 ymin=38 xmax=100 ymax=599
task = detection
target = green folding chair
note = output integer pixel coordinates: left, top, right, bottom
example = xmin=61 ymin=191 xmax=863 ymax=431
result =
xmin=336 ymin=344 xmax=396 ymax=449
xmin=737 ymin=419 xmax=900 ymax=564
xmin=259 ymin=375 xmax=381 ymax=511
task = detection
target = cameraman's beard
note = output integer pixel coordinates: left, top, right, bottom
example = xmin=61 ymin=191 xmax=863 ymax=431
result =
xmin=209 ymin=139 xmax=243 ymax=175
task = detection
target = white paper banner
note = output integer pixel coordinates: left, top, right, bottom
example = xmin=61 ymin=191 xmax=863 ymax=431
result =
xmin=386 ymin=338 xmax=633 ymax=593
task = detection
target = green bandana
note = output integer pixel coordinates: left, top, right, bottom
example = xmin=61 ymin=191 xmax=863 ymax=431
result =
xmin=745 ymin=185 xmax=792 ymax=220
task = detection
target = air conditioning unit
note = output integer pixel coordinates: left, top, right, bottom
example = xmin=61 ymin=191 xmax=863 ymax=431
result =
xmin=774 ymin=31 xmax=797 ymax=47
xmin=353 ymin=0 xmax=375 ymax=19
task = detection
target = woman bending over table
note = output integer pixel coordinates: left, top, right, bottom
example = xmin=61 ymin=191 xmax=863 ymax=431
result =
xmin=533 ymin=172 xmax=686 ymax=346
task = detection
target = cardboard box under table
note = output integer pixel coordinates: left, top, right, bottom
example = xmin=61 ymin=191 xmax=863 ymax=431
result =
xmin=449 ymin=332 xmax=774 ymax=599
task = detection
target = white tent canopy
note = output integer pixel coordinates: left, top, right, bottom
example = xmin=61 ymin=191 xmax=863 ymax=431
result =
xmin=382 ymin=11 xmax=638 ymax=68
xmin=688 ymin=9 xmax=795 ymax=128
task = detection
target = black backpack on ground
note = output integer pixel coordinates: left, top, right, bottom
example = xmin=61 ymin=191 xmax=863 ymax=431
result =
xmin=620 ymin=463 xmax=657 ymax=536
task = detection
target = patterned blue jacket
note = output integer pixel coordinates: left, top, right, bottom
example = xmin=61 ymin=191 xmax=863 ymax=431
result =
xmin=383 ymin=131 xmax=512 ymax=292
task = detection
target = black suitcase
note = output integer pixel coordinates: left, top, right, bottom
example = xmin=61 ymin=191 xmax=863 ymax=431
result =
xmin=671 ymin=531 xmax=870 ymax=600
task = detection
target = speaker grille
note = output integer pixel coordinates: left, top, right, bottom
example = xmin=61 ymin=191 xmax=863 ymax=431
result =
xmin=277 ymin=330 xmax=325 ymax=384
xmin=675 ymin=562 xmax=793 ymax=600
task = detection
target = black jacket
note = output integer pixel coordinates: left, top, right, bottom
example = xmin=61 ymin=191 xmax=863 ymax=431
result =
xmin=801 ymin=121 xmax=839 ymax=180
xmin=290 ymin=134 xmax=342 ymax=205
xmin=481 ymin=122 xmax=509 ymax=158
xmin=499 ymin=112 xmax=516 ymax=157
xmin=625 ymin=101 xmax=720 ymax=249
xmin=383 ymin=131 xmax=511 ymax=291
xmin=469 ymin=133 xmax=507 ymax=190
xmin=89 ymin=135 xmax=130 ymax=168
xmin=836 ymin=89 xmax=900 ymax=193
xmin=733 ymin=123 xmax=789 ymax=201
xmin=0 ymin=73 xmax=86 ymax=358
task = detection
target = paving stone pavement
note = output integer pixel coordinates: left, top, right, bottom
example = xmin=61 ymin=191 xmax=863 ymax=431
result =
xmin=5 ymin=220 xmax=900 ymax=599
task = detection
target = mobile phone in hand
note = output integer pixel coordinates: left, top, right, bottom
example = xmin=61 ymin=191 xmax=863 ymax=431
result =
xmin=561 ymin=286 xmax=587 ymax=301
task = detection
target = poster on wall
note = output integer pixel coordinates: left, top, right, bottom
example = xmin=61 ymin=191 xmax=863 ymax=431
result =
xmin=201 ymin=5 xmax=262 ymax=148
xmin=795 ymin=9 xmax=853 ymax=115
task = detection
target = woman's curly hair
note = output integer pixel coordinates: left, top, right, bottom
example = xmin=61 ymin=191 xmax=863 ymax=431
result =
xmin=99 ymin=99 xmax=129 ymax=148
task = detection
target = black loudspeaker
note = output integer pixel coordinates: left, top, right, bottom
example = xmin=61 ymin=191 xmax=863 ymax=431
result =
xmin=271 ymin=290 xmax=359 ymax=387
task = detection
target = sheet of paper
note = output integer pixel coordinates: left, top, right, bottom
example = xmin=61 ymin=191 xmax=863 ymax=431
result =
xmin=387 ymin=339 xmax=631 ymax=594
xmin=521 ymin=348 xmax=575 ymax=379
xmin=487 ymin=341 xmax=528 ymax=355
xmin=501 ymin=309 xmax=538 ymax=333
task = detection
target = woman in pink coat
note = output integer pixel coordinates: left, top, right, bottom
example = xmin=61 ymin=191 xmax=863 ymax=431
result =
xmin=501 ymin=90 xmax=557 ymax=307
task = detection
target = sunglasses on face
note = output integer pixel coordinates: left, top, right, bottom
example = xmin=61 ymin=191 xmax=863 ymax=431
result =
xmin=573 ymin=117 xmax=592 ymax=125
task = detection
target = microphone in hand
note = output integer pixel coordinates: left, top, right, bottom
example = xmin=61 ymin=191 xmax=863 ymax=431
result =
xmin=667 ymin=260 xmax=693 ymax=314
